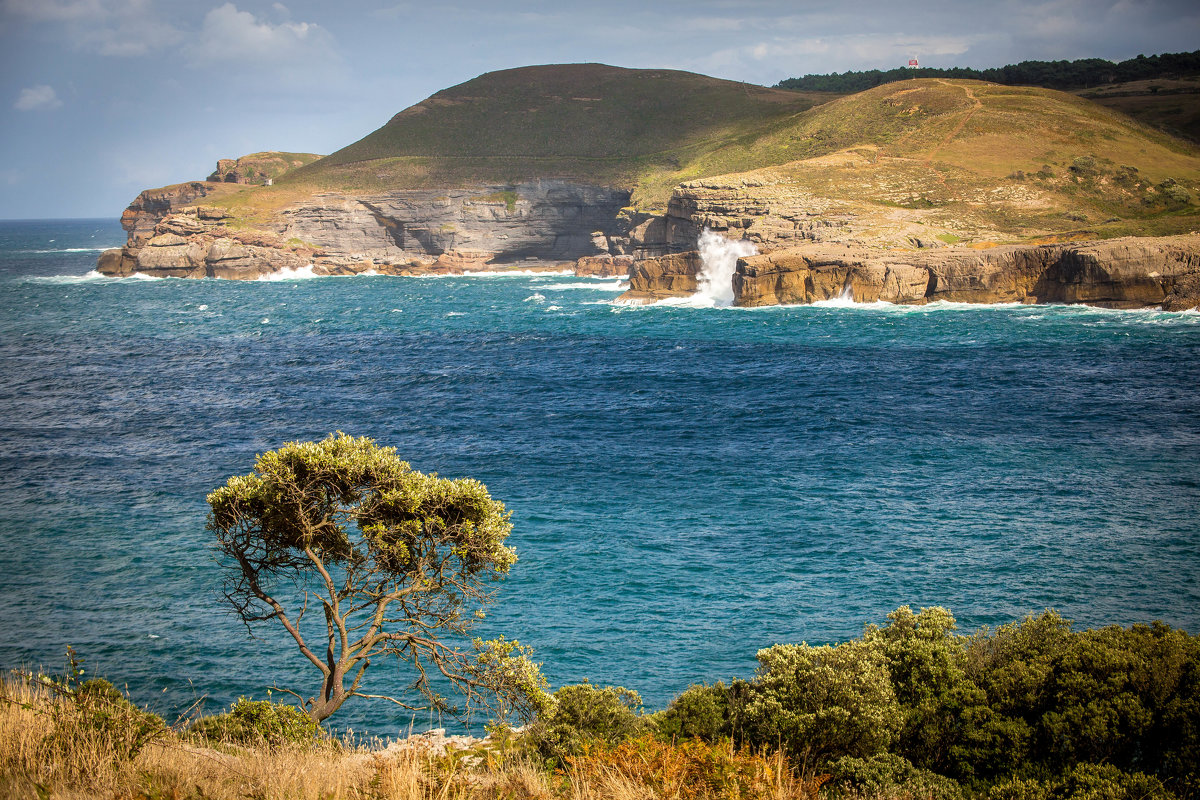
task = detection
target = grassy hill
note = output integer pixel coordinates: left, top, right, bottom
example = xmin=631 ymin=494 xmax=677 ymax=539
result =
xmin=680 ymin=78 xmax=1200 ymax=241
xmin=210 ymin=65 xmax=1199 ymax=241
xmin=278 ymin=63 xmax=833 ymax=205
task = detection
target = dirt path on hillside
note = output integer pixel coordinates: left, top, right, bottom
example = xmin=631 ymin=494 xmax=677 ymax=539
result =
xmin=924 ymin=81 xmax=983 ymax=181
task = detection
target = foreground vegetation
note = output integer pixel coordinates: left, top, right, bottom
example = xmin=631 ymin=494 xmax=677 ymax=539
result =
xmin=3 ymin=607 xmax=1196 ymax=800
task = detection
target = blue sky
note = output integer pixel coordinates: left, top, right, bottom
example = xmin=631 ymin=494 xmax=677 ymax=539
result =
xmin=2 ymin=0 xmax=1198 ymax=219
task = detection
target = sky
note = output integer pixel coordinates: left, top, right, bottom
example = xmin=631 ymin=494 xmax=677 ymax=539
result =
xmin=1 ymin=0 xmax=1198 ymax=219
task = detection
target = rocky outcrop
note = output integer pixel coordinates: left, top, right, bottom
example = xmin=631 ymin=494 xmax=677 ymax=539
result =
xmin=617 ymin=252 xmax=704 ymax=303
xmin=119 ymin=182 xmax=215 ymax=246
xmin=574 ymin=254 xmax=635 ymax=277
xmin=614 ymin=235 xmax=1200 ymax=310
xmin=617 ymin=177 xmax=854 ymax=259
xmin=279 ymin=181 xmax=630 ymax=265
xmin=100 ymin=180 xmax=637 ymax=279
xmin=732 ymin=235 xmax=1200 ymax=309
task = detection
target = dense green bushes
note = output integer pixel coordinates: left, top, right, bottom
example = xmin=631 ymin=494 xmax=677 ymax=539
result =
xmin=776 ymin=50 xmax=1200 ymax=93
xmin=189 ymin=698 xmax=322 ymax=747
xmin=652 ymin=607 xmax=1200 ymax=799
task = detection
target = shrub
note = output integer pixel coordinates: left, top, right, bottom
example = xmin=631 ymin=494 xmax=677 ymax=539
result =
xmin=735 ymin=639 xmax=901 ymax=766
xmin=987 ymin=764 xmax=1175 ymax=800
xmin=827 ymin=752 xmax=964 ymax=800
xmin=524 ymin=681 xmax=647 ymax=765
xmin=190 ymin=698 xmax=322 ymax=748
xmin=655 ymin=682 xmax=731 ymax=743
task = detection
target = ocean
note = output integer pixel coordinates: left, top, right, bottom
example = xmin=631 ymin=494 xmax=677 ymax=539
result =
xmin=1 ymin=218 xmax=1198 ymax=736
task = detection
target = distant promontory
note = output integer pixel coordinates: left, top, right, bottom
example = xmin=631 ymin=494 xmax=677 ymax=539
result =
xmin=98 ymin=63 xmax=1200 ymax=309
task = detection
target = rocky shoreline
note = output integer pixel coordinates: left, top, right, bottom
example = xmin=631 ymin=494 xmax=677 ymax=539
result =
xmin=620 ymin=235 xmax=1200 ymax=310
xmin=97 ymin=176 xmax=1200 ymax=310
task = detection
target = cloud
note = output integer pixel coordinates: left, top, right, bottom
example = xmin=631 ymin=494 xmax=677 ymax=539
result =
xmin=2 ymin=0 xmax=184 ymax=56
xmin=1 ymin=0 xmax=103 ymax=22
xmin=187 ymin=3 xmax=334 ymax=67
xmin=14 ymin=84 xmax=62 ymax=111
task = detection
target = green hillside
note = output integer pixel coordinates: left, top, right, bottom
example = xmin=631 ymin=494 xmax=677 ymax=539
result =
xmin=213 ymin=65 xmax=1199 ymax=240
xmin=279 ymin=63 xmax=832 ymax=203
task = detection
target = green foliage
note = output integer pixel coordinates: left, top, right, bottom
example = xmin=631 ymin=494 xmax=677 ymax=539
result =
xmin=39 ymin=648 xmax=167 ymax=762
xmin=988 ymin=763 xmax=1175 ymax=800
xmin=736 ymin=638 xmax=901 ymax=764
xmin=207 ymin=433 xmax=537 ymax=724
xmin=827 ymin=752 xmax=964 ymax=800
xmin=189 ymin=698 xmax=321 ymax=748
xmin=525 ymin=681 xmax=648 ymax=765
xmin=652 ymin=609 xmax=1199 ymax=798
xmin=654 ymin=682 xmax=731 ymax=743
xmin=776 ymin=49 xmax=1200 ymax=93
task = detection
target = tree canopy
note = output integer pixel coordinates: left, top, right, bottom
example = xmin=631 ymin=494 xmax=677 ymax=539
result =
xmin=775 ymin=50 xmax=1200 ymax=93
xmin=206 ymin=433 xmax=549 ymax=724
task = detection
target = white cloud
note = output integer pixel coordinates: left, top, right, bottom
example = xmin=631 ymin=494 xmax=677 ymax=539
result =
xmin=14 ymin=84 xmax=62 ymax=111
xmin=187 ymin=3 xmax=333 ymax=67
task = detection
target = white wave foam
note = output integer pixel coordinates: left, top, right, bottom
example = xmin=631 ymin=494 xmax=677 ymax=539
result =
xmin=256 ymin=264 xmax=318 ymax=281
xmin=693 ymin=229 xmax=756 ymax=306
xmin=20 ymin=247 xmax=112 ymax=254
xmin=541 ymin=281 xmax=626 ymax=291
xmin=25 ymin=270 xmax=164 ymax=284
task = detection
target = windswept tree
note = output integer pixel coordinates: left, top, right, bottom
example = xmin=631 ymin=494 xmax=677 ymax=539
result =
xmin=207 ymin=433 xmax=549 ymax=724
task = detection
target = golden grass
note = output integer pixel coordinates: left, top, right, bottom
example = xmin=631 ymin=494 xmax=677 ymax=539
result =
xmin=0 ymin=675 xmax=834 ymax=800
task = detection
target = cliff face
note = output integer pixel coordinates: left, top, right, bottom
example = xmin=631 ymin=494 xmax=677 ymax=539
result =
xmin=281 ymin=180 xmax=631 ymax=266
xmin=99 ymin=180 xmax=634 ymax=279
xmin=616 ymin=235 xmax=1200 ymax=310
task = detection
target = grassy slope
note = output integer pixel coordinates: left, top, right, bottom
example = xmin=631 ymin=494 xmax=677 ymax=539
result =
xmin=209 ymin=67 xmax=1199 ymax=242
xmin=1077 ymin=76 xmax=1200 ymax=142
xmin=704 ymin=79 xmax=1200 ymax=242
xmin=279 ymin=63 xmax=831 ymax=207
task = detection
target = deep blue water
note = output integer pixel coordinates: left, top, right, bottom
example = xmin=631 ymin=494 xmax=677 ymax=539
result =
xmin=1 ymin=218 xmax=1198 ymax=736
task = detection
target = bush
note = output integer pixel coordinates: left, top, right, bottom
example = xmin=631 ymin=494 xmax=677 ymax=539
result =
xmin=524 ymin=681 xmax=647 ymax=765
xmin=735 ymin=639 xmax=901 ymax=765
xmin=988 ymin=764 xmax=1176 ymax=800
xmin=655 ymin=682 xmax=731 ymax=743
xmin=70 ymin=677 xmax=167 ymax=760
xmin=190 ymin=698 xmax=322 ymax=748
xmin=828 ymin=752 xmax=964 ymax=800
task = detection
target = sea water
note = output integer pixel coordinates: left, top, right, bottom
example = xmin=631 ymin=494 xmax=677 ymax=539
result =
xmin=1 ymin=219 xmax=1198 ymax=736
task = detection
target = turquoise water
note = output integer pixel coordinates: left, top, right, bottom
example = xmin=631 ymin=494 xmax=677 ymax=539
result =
xmin=1 ymin=219 xmax=1198 ymax=735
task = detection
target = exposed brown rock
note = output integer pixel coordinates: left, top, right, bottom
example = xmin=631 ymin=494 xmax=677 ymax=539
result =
xmin=731 ymin=235 xmax=1200 ymax=309
xmin=618 ymin=252 xmax=704 ymax=303
xmin=574 ymin=254 xmax=634 ymax=277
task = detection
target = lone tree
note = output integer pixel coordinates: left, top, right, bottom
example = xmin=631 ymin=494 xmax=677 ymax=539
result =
xmin=207 ymin=433 xmax=549 ymax=724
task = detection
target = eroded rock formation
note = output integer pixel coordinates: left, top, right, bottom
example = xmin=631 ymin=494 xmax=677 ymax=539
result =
xmin=615 ymin=235 xmax=1200 ymax=310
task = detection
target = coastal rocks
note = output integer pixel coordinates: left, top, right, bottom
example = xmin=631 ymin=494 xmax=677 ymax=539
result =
xmin=573 ymin=254 xmax=634 ymax=277
xmin=280 ymin=181 xmax=631 ymax=265
xmin=615 ymin=234 xmax=1200 ymax=309
xmin=98 ymin=207 xmax=314 ymax=279
xmin=618 ymin=252 xmax=704 ymax=303
xmin=120 ymin=182 xmax=215 ymax=245
xmin=730 ymin=235 xmax=1200 ymax=308
xmin=638 ymin=179 xmax=852 ymax=257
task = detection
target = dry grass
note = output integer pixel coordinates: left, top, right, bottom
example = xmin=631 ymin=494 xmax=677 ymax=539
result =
xmin=0 ymin=675 xmax=832 ymax=800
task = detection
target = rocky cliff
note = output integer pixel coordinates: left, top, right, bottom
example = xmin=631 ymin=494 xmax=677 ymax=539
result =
xmin=616 ymin=235 xmax=1200 ymax=310
xmin=99 ymin=180 xmax=634 ymax=279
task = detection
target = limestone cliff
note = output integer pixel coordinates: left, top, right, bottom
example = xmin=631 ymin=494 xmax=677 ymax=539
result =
xmin=99 ymin=180 xmax=633 ymax=279
xmin=615 ymin=235 xmax=1200 ymax=310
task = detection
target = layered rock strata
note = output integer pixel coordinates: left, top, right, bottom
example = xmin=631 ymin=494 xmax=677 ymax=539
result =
xmin=99 ymin=180 xmax=635 ymax=279
xmin=617 ymin=235 xmax=1200 ymax=310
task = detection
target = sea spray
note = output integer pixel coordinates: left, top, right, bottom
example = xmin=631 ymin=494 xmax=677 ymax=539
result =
xmin=694 ymin=229 xmax=756 ymax=306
